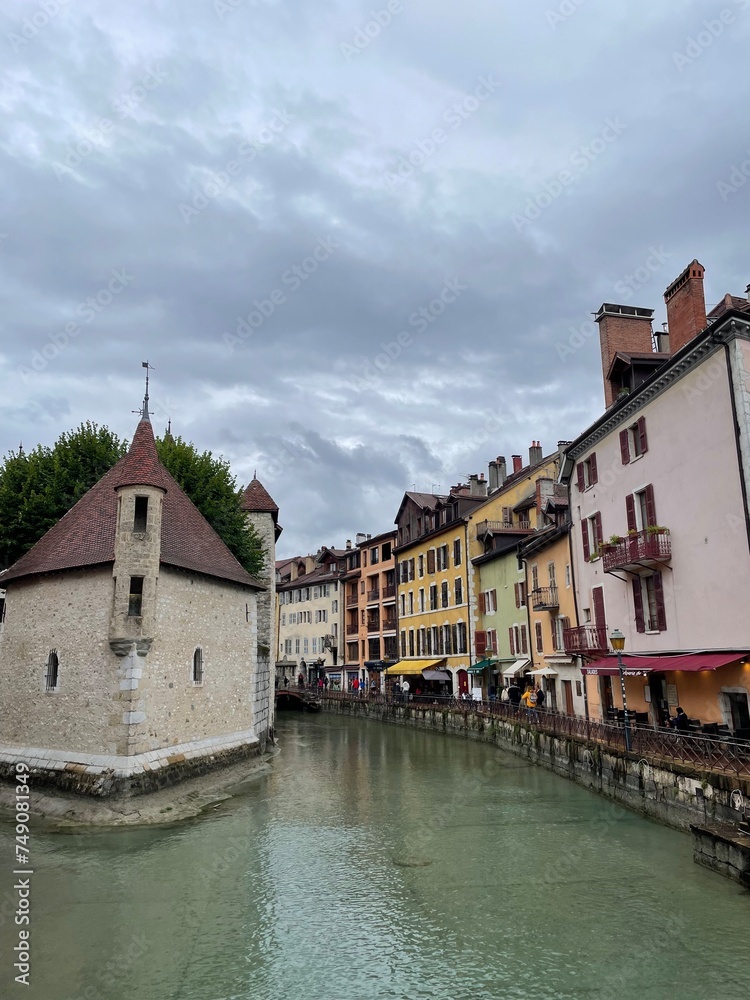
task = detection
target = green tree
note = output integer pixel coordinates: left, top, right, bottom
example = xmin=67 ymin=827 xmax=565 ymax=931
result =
xmin=156 ymin=433 xmax=264 ymax=577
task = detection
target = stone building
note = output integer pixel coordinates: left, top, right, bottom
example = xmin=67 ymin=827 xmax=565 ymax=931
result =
xmin=0 ymin=405 xmax=272 ymax=796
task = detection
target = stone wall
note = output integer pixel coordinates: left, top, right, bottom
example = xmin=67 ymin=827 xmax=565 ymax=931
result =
xmin=322 ymin=698 xmax=750 ymax=834
xmin=245 ymin=509 xmax=275 ymax=744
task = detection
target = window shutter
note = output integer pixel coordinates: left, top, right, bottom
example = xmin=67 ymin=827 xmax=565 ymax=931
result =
xmin=625 ymin=494 xmax=637 ymax=532
xmin=561 ymin=615 xmax=570 ymax=634
xmin=535 ymin=621 xmax=543 ymax=652
xmin=632 ymin=578 xmax=645 ymax=633
xmin=409 ymin=558 xmax=415 ymax=580
xmin=581 ymin=518 xmax=590 ymax=560
xmin=519 ymin=583 xmax=525 ymax=606
xmin=592 ymin=586 xmax=605 ymax=626
xmin=653 ymin=572 xmax=667 ymax=631
xmin=593 ymin=512 xmax=603 ymax=550
xmin=576 ymin=463 xmax=585 ymax=492
xmin=475 ymin=630 xmax=487 ymax=654
xmin=502 ymin=506 xmax=511 ymax=523
xmin=520 ymin=624 xmax=528 ymax=655
xmin=644 ymin=484 xmax=657 ymax=527
xmin=590 ymin=453 xmax=598 ymax=485
xmin=619 ymin=429 xmax=630 ymax=465
xmin=508 ymin=628 xmax=516 ymax=656
xmin=427 ymin=550 xmax=435 ymax=574
xmin=478 ymin=592 xmax=486 ymax=615
xmin=514 ymin=583 xmax=520 ymax=608
xmin=452 ymin=624 xmax=458 ymax=653
xmin=491 ymin=588 xmax=497 ymax=609
xmin=637 ymin=416 xmax=648 ymax=455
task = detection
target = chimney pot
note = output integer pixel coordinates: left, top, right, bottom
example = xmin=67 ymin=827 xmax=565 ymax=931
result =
xmin=529 ymin=442 xmax=543 ymax=466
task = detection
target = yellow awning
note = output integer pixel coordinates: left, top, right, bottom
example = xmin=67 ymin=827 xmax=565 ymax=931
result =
xmin=384 ymin=658 xmax=447 ymax=676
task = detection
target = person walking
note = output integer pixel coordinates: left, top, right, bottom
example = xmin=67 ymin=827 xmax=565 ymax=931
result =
xmin=507 ymin=679 xmax=521 ymax=712
xmin=521 ymin=684 xmax=537 ymax=721
xmin=535 ymin=684 xmax=546 ymax=713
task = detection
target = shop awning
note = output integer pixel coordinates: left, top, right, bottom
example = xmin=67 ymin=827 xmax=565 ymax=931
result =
xmin=581 ymin=651 xmax=745 ymax=676
xmin=384 ymin=658 xmax=447 ymax=676
xmin=502 ymin=659 xmax=530 ymax=677
xmin=529 ymin=667 xmax=558 ymax=677
xmin=469 ymin=658 xmax=497 ymax=672
xmin=423 ymin=669 xmax=451 ymax=682
xmin=364 ymin=660 xmax=394 ymax=670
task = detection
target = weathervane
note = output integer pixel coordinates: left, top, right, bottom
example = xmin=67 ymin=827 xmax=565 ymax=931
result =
xmin=133 ymin=361 xmax=155 ymax=420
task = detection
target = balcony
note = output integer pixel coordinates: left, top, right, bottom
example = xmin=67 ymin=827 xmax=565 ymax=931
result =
xmin=346 ymin=593 xmax=358 ymax=608
xmin=382 ymin=616 xmax=397 ymax=632
xmin=531 ymin=586 xmax=559 ymax=611
xmin=602 ymin=529 xmax=671 ymax=574
xmin=366 ymin=616 xmax=381 ymax=633
xmin=382 ymin=584 xmax=397 ymax=601
xmin=366 ymin=588 xmax=380 ymax=603
xmin=346 ymin=623 xmax=359 ymax=635
xmin=563 ymin=624 xmax=608 ymax=657
xmin=475 ymin=519 xmax=531 ymax=540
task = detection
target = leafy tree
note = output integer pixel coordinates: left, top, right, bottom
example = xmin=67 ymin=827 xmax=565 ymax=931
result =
xmin=156 ymin=433 xmax=264 ymax=577
xmin=0 ymin=423 xmax=264 ymax=578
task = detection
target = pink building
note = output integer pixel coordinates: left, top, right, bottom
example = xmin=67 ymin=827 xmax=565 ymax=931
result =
xmin=563 ymin=262 xmax=750 ymax=736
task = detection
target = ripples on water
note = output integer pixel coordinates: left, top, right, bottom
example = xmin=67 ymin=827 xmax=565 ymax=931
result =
xmin=1 ymin=715 xmax=748 ymax=1000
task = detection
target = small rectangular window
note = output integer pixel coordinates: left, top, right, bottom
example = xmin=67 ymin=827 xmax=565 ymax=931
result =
xmin=192 ymin=648 xmax=204 ymax=685
xmin=45 ymin=649 xmax=59 ymax=692
xmin=128 ymin=577 xmax=144 ymax=617
xmin=133 ymin=496 xmax=149 ymax=532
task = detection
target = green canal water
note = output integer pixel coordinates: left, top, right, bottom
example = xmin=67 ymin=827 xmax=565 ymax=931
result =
xmin=2 ymin=714 xmax=749 ymax=1000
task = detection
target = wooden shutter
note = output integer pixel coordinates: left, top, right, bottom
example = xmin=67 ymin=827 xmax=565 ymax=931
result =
xmin=502 ymin=506 xmax=511 ymax=522
xmin=508 ymin=627 xmax=516 ymax=656
xmin=535 ymin=621 xmax=543 ymax=652
xmin=491 ymin=589 xmax=497 ymax=610
xmin=581 ymin=518 xmax=590 ymax=560
xmin=452 ymin=624 xmax=458 ymax=654
xmin=632 ymin=578 xmax=645 ymax=632
xmin=625 ymin=494 xmax=637 ymax=532
xmin=427 ymin=550 xmax=435 ymax=574
xmin=593 ymin=512 xmax=603 ymax=550
xmin=520 ymin=624 xmax=528 ymax=654
xmin=637 ymin=416 xmax=648 ymax=455
xmin=592 ymin=585 xmax=605 ymax=626
xmin=576 ymin=463 xmax=585 ymax=492
xmin=653 ymin=572 xmax=667 ymax=631
xmin=409 ymin=558 xmax=415 ymax=580
xmin=514 ymin=583 xmax=520 ymax=608
xmin=619 ymin=429 xmax=630 ymax=465
xmin=475 ymin=630 xmax=487 ymax=654
xmin=644 ymin=484 xmax=657 ymax=527
xmin=478 ymin=592 xmax=486 ymax=614
xmin=590 ymin=453 xmax=598 ymax=485
xmin=518 ymin=583 xmax=525 ymax=606
xmin=560 ymin=615 xmax=570 ymax=633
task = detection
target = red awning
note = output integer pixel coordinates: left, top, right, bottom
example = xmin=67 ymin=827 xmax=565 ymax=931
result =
xmin=581 ymin=652 xmax=744 ymax=676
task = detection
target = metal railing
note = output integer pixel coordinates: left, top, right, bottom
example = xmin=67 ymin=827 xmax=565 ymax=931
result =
xmin=345 ymin=594 xmax=358 ymax=607
xmin=602 ymin=529 xmax=671 ymax=572
xmin=366 ymin=589 xmax=380 ymax=602
xmin=382 ymin=585 xmax=397 ymax=599
xmin=562 ymin=624 xmax=608 ymax=656
xmin=531 ymin=586 xmax=559 ymax=610
xmin=319 ymin=692 xmax=750 ymax=778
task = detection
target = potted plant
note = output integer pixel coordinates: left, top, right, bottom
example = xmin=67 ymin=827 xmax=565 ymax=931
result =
xmin=645 ymin=525 xmax=669 ymax=536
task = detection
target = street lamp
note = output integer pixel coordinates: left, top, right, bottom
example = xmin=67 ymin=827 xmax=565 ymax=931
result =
xmin=609 ymin=628 xmax=632 ymax=752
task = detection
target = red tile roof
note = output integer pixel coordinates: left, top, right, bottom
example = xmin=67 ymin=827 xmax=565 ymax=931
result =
xmin=241 ymin=478 xmax=279 ymax=516
xmin=3 ymin=418 xmax=263 ymax=590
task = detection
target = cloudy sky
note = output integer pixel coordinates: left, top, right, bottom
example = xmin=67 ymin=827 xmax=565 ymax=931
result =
xmin=2 ymin=0 xmax=749 ymax=557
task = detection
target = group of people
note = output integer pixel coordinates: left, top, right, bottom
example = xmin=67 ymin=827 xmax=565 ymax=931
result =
xmin=496 ymin=679 xmax=546 ymax=713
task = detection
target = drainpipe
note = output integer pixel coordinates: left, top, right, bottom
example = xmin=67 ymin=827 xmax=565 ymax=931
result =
xmin=721 ymin=338 xmax=750 ymax=558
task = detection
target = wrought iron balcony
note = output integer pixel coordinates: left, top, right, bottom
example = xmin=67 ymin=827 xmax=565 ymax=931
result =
xmin=366 ymin=588 xmax=380 ymax=603
xmin=366 ymin=616 xmax=381 ymax=633
xmin=602 ymin=529 xmax=671 ymax=573
xmin=382 ymin=616 xmax=397 ymax=632
xmin=562 ymin=624 xmax=608 ymax=657
xmin=382 ymin=584 xmax=397 ymax=600
xmin=346 ymin=593 xmax=359 ymax=607
xmin=531 ymin=586 xmax=559 ymax=611
xmin=475 ymin=519 xmax=531 ymax=540
xmin=346 ymin=623 xmax=359 ymax=635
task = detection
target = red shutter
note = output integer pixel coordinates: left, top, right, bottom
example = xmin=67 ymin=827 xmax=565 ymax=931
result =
xmin=592 ymin=586 xmax=605 ymax=626
xmin=619 ymin=429 xmax=630 ymax=465
xmin=590 ymin=453 xmax=598 ymax=485
xmin=653 ymin=572 xmax=667 ymax=631
xmin=632 ymin=578 xmax=645 ymax=632
xmin=625 ymin=494 xmax=637 ymax=532
xmin=520 ymin=624 xmax=528 ymax=655
xmin=593 ymin=512 xmax=603 ymax=550
xmin=576 ymin=463 xmax=585 ymax=492
xmin=638 ymin=416 xmax=648 ymax=455
xmin=581 ymin=518 xmax=590 ymax=560
xmin=535 ymin=621 xmax=543 ymax=652
xmin=478 ymin=592 xmax=486 ymax=615
xmin=475 ymin=630 xmax=487 ymax=654
xmin=644 ymin=484 xmax=657 ymax=527
xmin=508 ymin=627 xmax=516 ymax=656
xmin=514 ymin=583 xmax=520 ymax=608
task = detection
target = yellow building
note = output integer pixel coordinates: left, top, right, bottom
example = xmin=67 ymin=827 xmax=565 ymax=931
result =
xmin=389 ymin=485 xmax=487 ymax=696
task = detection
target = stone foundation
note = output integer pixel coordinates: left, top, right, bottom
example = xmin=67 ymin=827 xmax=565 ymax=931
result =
xmin=691 ymin=823 xmax=750 ymax=887
xmin=0 ymin=729 xmax=261 ymax=798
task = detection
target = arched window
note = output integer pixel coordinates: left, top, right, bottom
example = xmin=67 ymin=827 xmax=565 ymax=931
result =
xmin=45 ymin=650 xmax=59 ymax=692
xmin=192 ymin=647 xmax=204 ymax=685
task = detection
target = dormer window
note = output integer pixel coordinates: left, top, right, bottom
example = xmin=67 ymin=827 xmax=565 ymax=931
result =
xmin=133 ymin=496 xmax=148 ymax=532
xmin=128 ymin=577 xmax=144 ymax=616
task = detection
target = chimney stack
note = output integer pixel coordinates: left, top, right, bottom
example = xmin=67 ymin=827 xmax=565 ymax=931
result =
xmin=595 ymin=302 xmax=655 ymax=408
xmin=469 ymin=474 xmax=487 ymax=498
xmin=488 ymin=461 xmax=499 ymax=492
xmin=557 ymin=440 xmax=572 ymax=451
xmin=745 ymin=282 xmax=750 ymax=302
xmin=664 ymin=260 xmax=706 ymax=355
xmin=535 ymin=477 xmax=555 ymax=525
xmin=512 ymin=454 xmax=523 ymax=474
xmin=529 ymin=441 xmax=543 ymax=466
xmin=355 ymin=532 xmax=366 ymax=545
xmin=346 ymin=539 xmax=352 ymax=550
xmin=497 ymin=456 xmax=507 ymax=486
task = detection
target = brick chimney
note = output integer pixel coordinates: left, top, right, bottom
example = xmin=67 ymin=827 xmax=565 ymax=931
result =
xmin=529 ymin=441 xmax=543 ymax=466
xmin=663 ymin=260 xmax=706 ymax=355
xmin=512 ymin=455 xmax=523 ymax=474
xmin=595 ymin=303 xmax=655 ymax=408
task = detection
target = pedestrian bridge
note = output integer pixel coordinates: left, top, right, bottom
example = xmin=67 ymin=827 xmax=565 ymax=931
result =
xmin=275 ymin=688 xmax=322 ymax=712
